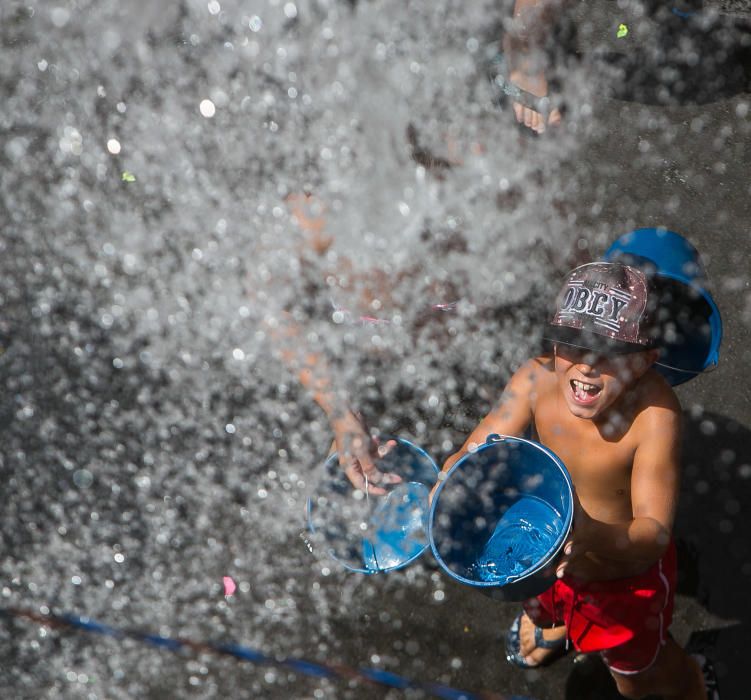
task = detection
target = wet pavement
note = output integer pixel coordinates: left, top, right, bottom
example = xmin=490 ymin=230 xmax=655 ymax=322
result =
xmin=2 ymin=1 xmax=751 ymax=699
xmin=306 ymin=96 xmax=751 ymax=700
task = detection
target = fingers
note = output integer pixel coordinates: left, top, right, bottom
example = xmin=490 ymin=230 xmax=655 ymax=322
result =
xmin=372 ymin=438 xmax=403 ymax=486
xmin=344 ymin=468 xmax=368 ymax=492
xmin=555 ymin=540 xmax=574 ymax=578
xmin=361 ymin=478 xmax=390 ymax=496
xmin=337 ymin=437 xmax=374 ymax=491
xmin=337 ymin=431 xmax=402 ymax=495
xmin=360 ymin=460 xmax=403 ymax=492
xmin=341 ymin=450 xmax=398 ymax=496
xmin=345 ymin=465 xmax=401 ymax=495
xmin=342 ymin=458 xmax=389 ymax=495
xmin=376 ymin=438 xmax=398 ymax=459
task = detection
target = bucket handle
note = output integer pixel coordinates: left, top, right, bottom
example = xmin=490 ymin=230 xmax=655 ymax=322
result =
xmin=485 ymin=433 xmax=505 ymax=444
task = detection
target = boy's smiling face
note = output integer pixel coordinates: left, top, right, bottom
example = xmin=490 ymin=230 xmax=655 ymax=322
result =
xmin=554 ymin=344 xmax=659 ymax=420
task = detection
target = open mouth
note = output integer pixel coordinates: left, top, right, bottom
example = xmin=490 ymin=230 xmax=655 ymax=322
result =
xmin=570 ymin=378 xmax=602 ymax=405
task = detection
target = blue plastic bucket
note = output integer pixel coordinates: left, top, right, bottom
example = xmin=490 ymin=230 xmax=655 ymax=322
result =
xmin=429 ymin=435 xmax=573 ymax=601
xmin=603 ymin=228 xmax=722 ymax=386
xmin=306 ymin=438 xmax=439 ymax=574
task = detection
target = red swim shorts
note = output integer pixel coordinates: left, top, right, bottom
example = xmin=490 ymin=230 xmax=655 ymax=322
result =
xmin=523 ymin=541 xmax=677 ymax=674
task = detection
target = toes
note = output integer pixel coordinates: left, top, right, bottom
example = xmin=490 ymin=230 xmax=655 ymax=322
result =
xmin=513 ymin=101 xmax=523 ymax=123
xmin=517 ymin=107 xmax=550 ymax=134
xmin=524 ymin=647 xmax=552 ymax=667
xmin=523 ymin=107 xmax=535 ymax=130
xmin=515 ymin=613 xmax=567 ymax=665
xmin=518 ymin=614 xmax=536 ymax=655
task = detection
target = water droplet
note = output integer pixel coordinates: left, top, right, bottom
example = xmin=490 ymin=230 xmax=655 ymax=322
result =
xmin=199 ymin=99 xmax=216 ymax=118
xmin=73 ymin=470 xmax=93 ymax=489
xmin=51 ymin=7 xmax=70 ymax=27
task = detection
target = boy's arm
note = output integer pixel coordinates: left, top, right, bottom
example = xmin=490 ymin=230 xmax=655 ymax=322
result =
xmin=439 ymin=358 xmax=544 ymax=476
xmin=558 ymin=396 xmax=682 ymax=580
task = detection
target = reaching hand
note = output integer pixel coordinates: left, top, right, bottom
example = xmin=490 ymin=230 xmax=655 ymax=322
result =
xmin=554 ymin=490 xmax=605 ymax=582
xmin=331 ymin=410 xmax=401 ymax=495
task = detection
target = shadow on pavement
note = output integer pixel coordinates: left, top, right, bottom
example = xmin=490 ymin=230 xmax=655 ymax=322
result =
xmin=563 ymin=408 xmax=751 ymax=699
xmin=671 ymin=409 xmax=751 ymax=697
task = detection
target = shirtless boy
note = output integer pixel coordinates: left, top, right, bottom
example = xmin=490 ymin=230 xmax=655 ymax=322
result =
xmin=439 ymin=262 xmax=716 ymax=699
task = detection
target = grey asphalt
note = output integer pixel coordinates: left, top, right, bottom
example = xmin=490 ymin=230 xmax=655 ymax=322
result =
xmin=2 ymin=2 xmax=751 ymax=699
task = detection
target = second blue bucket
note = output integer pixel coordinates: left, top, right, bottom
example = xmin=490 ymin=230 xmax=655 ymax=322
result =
xmin=429 ymin=434 xmax=573 ymax=601
xmin=603 ymin=228 xmax=722 ymax=386
xmin=307 ymin=438 xmax=439 ymax=574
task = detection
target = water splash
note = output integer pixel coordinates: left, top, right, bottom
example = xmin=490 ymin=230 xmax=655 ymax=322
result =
xmin=0 ymin=0 xmax=583 ymax=696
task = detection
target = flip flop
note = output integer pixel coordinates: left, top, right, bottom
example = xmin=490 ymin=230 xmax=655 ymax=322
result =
xmin=484 ymin=51 xmax=554 ymax=119
xmin=505 ymin=611 xmax=568 ymax=669
xmin=691 ymin=654 xmax=720 ymax=700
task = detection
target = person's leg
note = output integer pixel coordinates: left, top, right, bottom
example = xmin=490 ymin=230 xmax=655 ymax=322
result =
xmin=608 ymin=636 xmax=706 ymax=700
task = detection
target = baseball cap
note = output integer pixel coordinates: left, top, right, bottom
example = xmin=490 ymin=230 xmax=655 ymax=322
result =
xmin=544 ymin=262 xmax=659 ymax=354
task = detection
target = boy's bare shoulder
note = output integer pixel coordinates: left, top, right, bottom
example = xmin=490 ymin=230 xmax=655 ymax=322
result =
xmin=508 ymin=355 xmax=557 ymax=407
xmin=520 ymin=353 xmax=556 ymax=377
xmin=632 ymin=369 xmax=682 ymax=430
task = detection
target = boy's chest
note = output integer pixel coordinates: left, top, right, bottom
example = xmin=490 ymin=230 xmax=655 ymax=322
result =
xmin=533 ymin=401 xmax=637 ymax=499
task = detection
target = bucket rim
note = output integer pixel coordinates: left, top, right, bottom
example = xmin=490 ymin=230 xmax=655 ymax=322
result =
xmin=602 ymin=230 xmax=723 ymax=377
xmin=428 ymin=434 xmax=574 ymax=589
xmin=606 ymin=227 xmax=705 ymax=274
xmin=306 ymin=436 xmax=439 ymax=574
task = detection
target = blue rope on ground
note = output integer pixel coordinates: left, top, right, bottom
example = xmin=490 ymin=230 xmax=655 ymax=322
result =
xmin=0 ymin=606 xmax=536 ymax=700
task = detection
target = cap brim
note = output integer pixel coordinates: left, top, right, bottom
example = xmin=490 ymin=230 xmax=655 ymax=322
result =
xmin=543 ymin=325 xmax=654 ymax=355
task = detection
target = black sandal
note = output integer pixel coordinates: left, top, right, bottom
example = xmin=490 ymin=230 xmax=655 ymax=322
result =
xmin=484 ymin=50 xmax=555 ymax=120
xmin=505 ymin=612 xmax=568 ymax=668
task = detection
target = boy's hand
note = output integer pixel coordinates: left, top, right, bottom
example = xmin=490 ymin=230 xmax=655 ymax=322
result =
xmin=331 ymin=410 xmax=401 ymax=495
xmin=554 ymin=490 xmax=598 ymax=581
xmin=554 ymin=493 xmax=648 ymax=582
